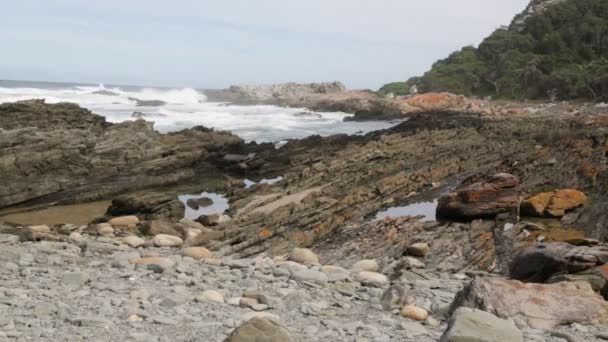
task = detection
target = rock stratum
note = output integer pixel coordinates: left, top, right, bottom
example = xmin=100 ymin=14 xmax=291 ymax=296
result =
xmin=0 ymin=100 xmax=257 ymax=209
xmin=1 ymin=97 xmax=608 ymax=341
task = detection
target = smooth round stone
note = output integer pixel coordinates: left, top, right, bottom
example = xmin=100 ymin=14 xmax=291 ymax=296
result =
xmin=182 ymin=247 xmax=214 ymax=260
xmin=153 ymin=234 xmax=183 ymax=247
xmin=400 ymin=305 xmax=428 ymax=321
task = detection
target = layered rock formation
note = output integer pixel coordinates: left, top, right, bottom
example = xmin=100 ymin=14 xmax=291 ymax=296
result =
xmin=0 ymin=100 xmax=243 ymax=209
xmin=436 ymin=173 xmax=520 ymax=221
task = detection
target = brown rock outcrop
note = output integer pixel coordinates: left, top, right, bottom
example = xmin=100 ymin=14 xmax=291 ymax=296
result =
xmin=450 ymin=277 xmax=608 ymax=329
xmin=436 ymin=173 xmax=520 ymax=221
xmin=521 ymin=189 xmax=587 ymax=217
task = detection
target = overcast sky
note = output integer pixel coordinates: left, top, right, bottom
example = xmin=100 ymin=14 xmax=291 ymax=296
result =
xmin=1 ymin=0 xmax=529 ymax=89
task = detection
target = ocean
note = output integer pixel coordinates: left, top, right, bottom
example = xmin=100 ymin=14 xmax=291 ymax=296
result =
xmin=0 ymin=80 xmax=398 ymax=142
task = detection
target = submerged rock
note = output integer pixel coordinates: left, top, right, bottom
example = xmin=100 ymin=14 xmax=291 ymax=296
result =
xmin=186 ymin=197 xmax=214 ymax=210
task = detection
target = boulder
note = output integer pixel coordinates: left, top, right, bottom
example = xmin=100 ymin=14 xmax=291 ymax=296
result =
xmin=450 ymin=277 xmax=608 ymax=329
xmin=440 ymin=307 xmax=523 ymax=342
xmin=521 ymin=189 xmax=587 ymax=217
xmin=139 ymin=220 xmax=181 ymax=237
xmin=224 ymin=318 xmax=298 ymax=342
xmin=289 ymin=248 xmax=320 ymax=265
xmin=153 ymin=234 xmax=183 ymax=248
xmin=108 ymin=216 xmax=140 ymax=229
xmin=436 ymin=173 xmax=519 ymax=221
xmin=509 ymin=242 xmax=608 ymax=282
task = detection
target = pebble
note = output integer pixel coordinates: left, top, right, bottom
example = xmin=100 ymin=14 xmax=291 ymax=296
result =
xmin=197 ymin=290 xmax=225 ymax=304
xmin=289 ymin=248 xmax=320 ymax=265
xmin=152 ymin=234 xmax=183 ymax=247
xmin=406 ymin=243 xmax=430 ymax=257
xmin=355 ymin=271 xmax=389 ymax=287
xmin=122 ymin=236 xmax=145 ymax=248
xmin=400 ymin=305 xmax=429 ymax=321
xmin=182 ymin=247 xmax=214 ymax=260
xmin=351 ymin=259 xmax=379 ymax=272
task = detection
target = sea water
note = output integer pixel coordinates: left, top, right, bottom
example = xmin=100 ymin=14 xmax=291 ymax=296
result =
xmin=0 ymin=80 xmax=399 ymax=142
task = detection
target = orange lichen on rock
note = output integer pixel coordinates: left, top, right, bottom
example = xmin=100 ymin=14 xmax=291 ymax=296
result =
xmin=521 ymin=189 xmax=587 ymax=217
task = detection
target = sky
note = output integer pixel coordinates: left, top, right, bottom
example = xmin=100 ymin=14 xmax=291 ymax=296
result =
xmin=0 ymin=0 xmax=530 ymax=89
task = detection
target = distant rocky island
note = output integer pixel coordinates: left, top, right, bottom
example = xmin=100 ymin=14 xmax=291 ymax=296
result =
xmin=1 ymin=0 xmax=608 ymax=341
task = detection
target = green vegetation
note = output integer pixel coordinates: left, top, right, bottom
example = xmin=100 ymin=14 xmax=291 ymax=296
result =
xmin=381 ymin=0 xmax=608 ymax=101
xmin=377 ymin=82 xmax=409 ymax=96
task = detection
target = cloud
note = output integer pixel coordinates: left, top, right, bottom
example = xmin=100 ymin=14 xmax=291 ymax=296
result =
xmin=1 ymin=0 xmax=530 ymax=88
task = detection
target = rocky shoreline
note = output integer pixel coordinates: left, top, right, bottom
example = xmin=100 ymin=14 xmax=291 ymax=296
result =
xmin=1 ymin=99 xmax=608 ymax=341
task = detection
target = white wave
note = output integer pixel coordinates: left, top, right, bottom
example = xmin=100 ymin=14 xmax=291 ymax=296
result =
xmin=0 ymin=81 xmax=399 ymax=142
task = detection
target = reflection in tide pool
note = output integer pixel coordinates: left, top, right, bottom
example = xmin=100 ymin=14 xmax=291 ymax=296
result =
xmin=178 ymin=192 xmax=230 ymax=220
xmin=374 ymin=200 xmax=438 ymax=222
xmin=244 ymin=176 xmax=284 ymax=189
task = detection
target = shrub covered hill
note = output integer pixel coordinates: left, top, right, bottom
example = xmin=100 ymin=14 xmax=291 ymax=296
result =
xmin=380 ymin=0 xmax=608 ymax=101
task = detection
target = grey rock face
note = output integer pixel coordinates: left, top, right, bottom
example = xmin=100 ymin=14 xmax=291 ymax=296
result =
xmin=224 ymin=318 xmax=299 ymax=342
xmin=440 ymin=307 xmax=523 ymax=342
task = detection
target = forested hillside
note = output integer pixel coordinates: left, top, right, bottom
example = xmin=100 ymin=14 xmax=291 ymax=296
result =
xmin=381 ymin=0 xmax=608 ymax=101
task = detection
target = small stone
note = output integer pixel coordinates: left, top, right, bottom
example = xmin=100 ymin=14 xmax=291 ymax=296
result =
xmin=29 ymin=225 xmax=51 ymax=234
xmin=321 ymin=265 xmax=350 ymax=282
xmin=127 ymin=314 xmax=143 ymax=322
xmin=153 ymin=234 xmax=183 ymax=247
xmin=289 ymin=248 xmax=320 ymax=265
xmin=400 ymin=305 xmax=428 ymax=321
xmin=407 ymin=243 xmax=430 ymax=257
xmin=196 ymin=290 xmax=224 ymax=304
xmin=68 ymin=232 xmax=84 ymax=244
xmin=97 ymin=226 xmax=114 ymax=236
xmin=425 ymin=316 xmax=440 ymax=327
xmin=381 ymin=285 xmax=407 ymax=310
xmin=108 ymin=216 xmax=140 ymax=229
xmin=351 ymin=259 xmax=379 ymax=273
xmin=122 ymin=236 xmax=145 ymax=248
xmin=404 ymin=256 xmax=426 ymax=269
xmin=356 ymin=271 xmax=389 ymax=287
xmin=291 ymin=269 xmax=328 ymax=285
xmin=62 ymin=272 xmax=89 ymax=288
xmin=182 ymin=247 xmax=214 ymax=260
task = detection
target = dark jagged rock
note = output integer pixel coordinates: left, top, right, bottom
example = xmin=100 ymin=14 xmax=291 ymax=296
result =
xmin=436 ymin=173 xmax=520 ymax=221
xmin=105 ymin=192 xmax=185 ymax=222
xmin=509 ymin=242 xmax=608 ymax=282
